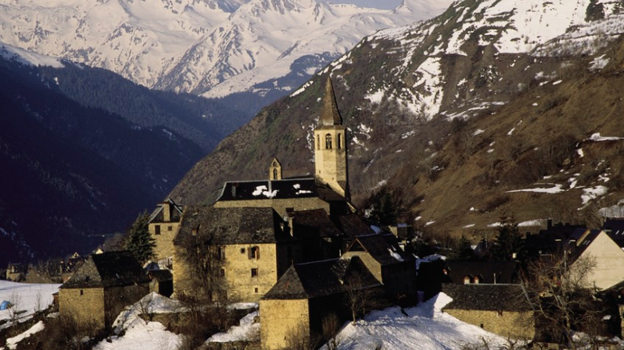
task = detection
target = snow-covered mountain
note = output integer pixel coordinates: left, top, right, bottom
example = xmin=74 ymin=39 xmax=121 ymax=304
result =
xmin=0 ymin=0 xmax=452 ymax=101
xmin=169 ymin=0 xmax=624 ymax=233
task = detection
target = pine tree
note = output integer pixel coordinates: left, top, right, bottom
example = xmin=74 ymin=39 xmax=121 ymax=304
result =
xmin=124 ymin=211 xmax=155 ymax=264
xmin=492 ymin=216 xmax=523 ymax=261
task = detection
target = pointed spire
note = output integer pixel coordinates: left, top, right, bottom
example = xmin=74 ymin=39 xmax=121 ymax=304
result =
xmin=320 ymin=77 xmax=342 ymax=126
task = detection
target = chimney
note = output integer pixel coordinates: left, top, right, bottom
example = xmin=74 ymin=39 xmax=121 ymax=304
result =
xmin=162 ymin=202 xmax=171 ymax=222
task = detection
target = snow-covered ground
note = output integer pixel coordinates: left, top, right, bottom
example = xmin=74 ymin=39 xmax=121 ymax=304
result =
xmin=93 ymin=293 xmax=182 ymax=350
xmin=323 ymin=293 xmax=507 ymax=350
xmin=0 ymin=281 xmax=59 ymax=325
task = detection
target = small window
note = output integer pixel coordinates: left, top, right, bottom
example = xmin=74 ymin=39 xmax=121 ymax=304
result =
xmin=273 ymin=168 xmax=278 ymax=179
xmin=251 ymin=268 xmax=258 ymax=277
xmin=317 ymin=134 xmax=320 ymax=150
xmin=217 ymin=246 xmax=226 ymax=260
xmin=167 ymin=226 xmax=173 ymax=231
xmin=254 ymin=287 xmax=259 ymax=294
xmin=80 ymin=290 xmax=84 ymax=296
xmin=337 ymin=133 xmax=342 ymax=150
xmin=249 ymin=246 xmax=260 ymax=260
xmin=241 ymin=248 xmax=246 ymax=254
xmin=220 ymin=268 xmax=226 ymax=277
xmin=155 ymin=225 xmax=161 ymax=235
xmin=325 ymin=134 xmax=332 ymax=149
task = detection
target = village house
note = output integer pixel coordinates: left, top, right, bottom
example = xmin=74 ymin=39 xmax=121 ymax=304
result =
xmin=5 ymin=263 xmax=26 ymax=282
xmin=173 ymin=206 xmax=301 ymax=302
xmin=565 ymin=228 xmax=624 ymax=290
xmin=341 ymin=234 xmax=417 ymax=301
xmin=148 ymin=198 xmax=183 ymax=264
xmin=58 ymin=251 xmax=150 ymax=330
xmin=442 ymin=284 xmax=535 ymax=340
xmin=443 ymin=260 xmax=518 ymax=285
xmin=260 ymin=257 xmax=381 ymax=350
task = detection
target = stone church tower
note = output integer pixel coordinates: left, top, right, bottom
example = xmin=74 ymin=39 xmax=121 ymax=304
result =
xmin=314 ymin=78 xmax=349 ymax=199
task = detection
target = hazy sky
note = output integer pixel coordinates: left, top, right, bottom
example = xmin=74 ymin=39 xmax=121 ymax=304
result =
xmin=317 ymin=0 xmax=403 ymax=10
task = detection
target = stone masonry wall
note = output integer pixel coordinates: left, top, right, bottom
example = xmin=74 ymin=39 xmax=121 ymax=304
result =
xmin=59 ymin=287 xmax=106 ymax=330
xmin=260 ymin=298 xmax=310 ymax=350
xmin=444 ymin=308 xmax=535 ymax=340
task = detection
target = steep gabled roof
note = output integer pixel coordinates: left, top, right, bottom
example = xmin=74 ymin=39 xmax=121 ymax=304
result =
xmin=442 ymin=284 xmax=532 ymax=312
xmin=61 ymin=251 xmax=150 ymax=289
xmin=174 ymin=206 xmax=292 ymax=246
xmin=331 ymin=214 xmax=374 ymax=238
xmin=148 ymin=198 xmax=183 ymax=223
xmin=346 ymin=234 xmax=412 ymax=265
xmin=263 ymin=257 xmax=379 ymax=300
xmin=291 ymin=209 xmax=342 ymax=238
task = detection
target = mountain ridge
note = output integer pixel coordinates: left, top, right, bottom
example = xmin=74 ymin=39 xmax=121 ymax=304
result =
xmin=170 ymin=0 xmax=624 ymax=235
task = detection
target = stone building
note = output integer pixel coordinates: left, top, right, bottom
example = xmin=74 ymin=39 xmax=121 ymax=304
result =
xmin=173 ymin=206 xmax=301 ymax=302
xmin=442 ymin=284 xmax=535 ymax=340
xmin=342 ymin=234 xmax=417 ymax=300
xmin=260 ymin=257 xmax=381 ymax=350
xmin=58 ymin=251 xmax=150 ymax=330
xmin=148 ymin=198 xmax=183 ymax=263
xmin=213 ymin=78 xmax=351 ymax=217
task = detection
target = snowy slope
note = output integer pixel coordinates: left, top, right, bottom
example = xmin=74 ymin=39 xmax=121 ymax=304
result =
xmin=0 ymin=281 xmax=59 ymax=326
xmin=0 ymin=0 xmax=453 ymax=99
xmin=361 ymin=0 xmax=624 ymax=121
xmin=324 ymin=293 xmax=507 ymax=350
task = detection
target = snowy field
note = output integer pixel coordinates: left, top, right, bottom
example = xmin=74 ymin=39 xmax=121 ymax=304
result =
xmin=0 ymin=281 xmax=59 ymax=325
xmin=98 ymin=292 xmax=506 ymax=350
xmin=324 ymin=293 xmax=507 ymax=350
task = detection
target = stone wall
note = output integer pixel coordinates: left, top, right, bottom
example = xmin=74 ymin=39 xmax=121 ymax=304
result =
xmin=314 ymin=125 xmax=347 ymax=197
xmin=174 ymin=242 xmax=296 ymax=302
xmin=443 ymin=308 xmax=535 ymax=340
xmin=214 ymin=197 xmax=330 ymax=217
xmin=58 ymin=287 xmax=106 ymax=329
xmin=260 ymin=298 xmax=310 ymax=350
xmin=149 ymin=221 xmax=180 ymax=261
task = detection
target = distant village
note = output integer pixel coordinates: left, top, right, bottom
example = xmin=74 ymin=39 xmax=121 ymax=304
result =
xmin=4 ymin=79 xmax=624 ymax=350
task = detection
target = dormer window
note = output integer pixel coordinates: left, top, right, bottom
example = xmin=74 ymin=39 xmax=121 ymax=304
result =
xmin=463 ymin=276 xmax=471 ymax=284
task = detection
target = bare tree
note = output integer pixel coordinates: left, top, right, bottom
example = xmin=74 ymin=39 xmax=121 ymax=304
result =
xmin=343 ymin=272 xmax=381 ymax=325
xmin=34 ymin=290 xmax=44 ymax=314
xmin=177 ymin=228 xmax=227 ymax=303
xmin=8 ymin=290 xmax=21 ymax=324
xmin=522 ymin=255 xmax=602 ymax=349
xmin=321 ymin=313 xmax=342 ymax=350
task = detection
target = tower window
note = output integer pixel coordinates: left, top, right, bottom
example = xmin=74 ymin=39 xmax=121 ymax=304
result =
xmin=337 ymin=133 xmax=342 ymax=150
xmin=325 ymin=134 xmax=332 ymax=150
xmin=317 ymin=134 xmax=320 ymax=150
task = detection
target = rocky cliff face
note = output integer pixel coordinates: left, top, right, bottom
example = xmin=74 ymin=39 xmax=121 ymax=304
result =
xmin=170 ymin=0 xmax=624 ymax=235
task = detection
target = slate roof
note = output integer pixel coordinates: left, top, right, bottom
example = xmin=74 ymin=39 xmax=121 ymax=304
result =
xmin=216 ymin=177 xmax=348 ymax=204
xmin=263 ymin=256 xmax=379 ymax=300
xmin=148 ymin=198 xmax=183 ymax=223
xmin=444 ymin=261 xmax=518 ymax=284
xmin=60 ymin=251 xmax=150 ymax=289
xmin=442 ymin=284 xmax=532 ymax=312
xmin=331 ymin=214 xmax=375 ymax=238
xmin=174 ymin=206 xmax=292 ymax=246
xmin=291 ymin=209 xmax=343 ymax=238
xmin=346 ymin=234 xmax=412 ymax=265
xmin=148 ymin=269 xmax=173 ymax=282
xmin=602 ymin=219 xmax=624 ymax=248
xmin=319 ymin=78 xmax=342 ymax=127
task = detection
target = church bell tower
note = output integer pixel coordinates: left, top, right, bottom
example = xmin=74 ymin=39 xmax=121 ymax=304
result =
xmin=314 ymin=78 xmax=349 ymax=199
